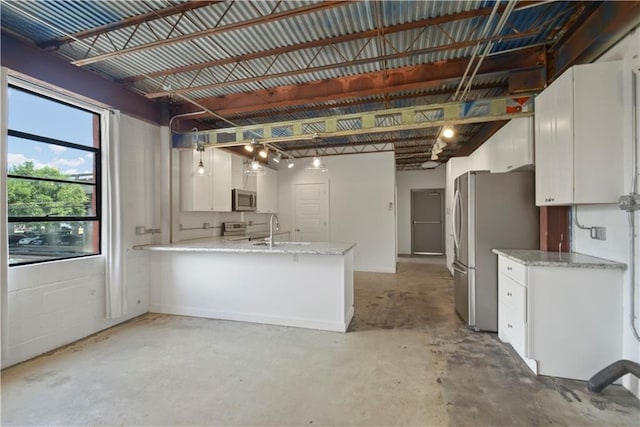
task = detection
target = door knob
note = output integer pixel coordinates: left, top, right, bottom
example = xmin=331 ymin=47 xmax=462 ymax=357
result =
xmin=296 ymin=229 xmax=300 ymax=232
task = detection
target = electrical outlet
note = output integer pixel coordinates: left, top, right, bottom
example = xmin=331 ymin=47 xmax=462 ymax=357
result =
xmin=591 ymin=227 xmax=606 ymax=241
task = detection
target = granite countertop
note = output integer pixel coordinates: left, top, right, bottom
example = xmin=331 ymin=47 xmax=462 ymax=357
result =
xmin=492 ymin=249 xmax=627 ymax=270
xmin=135 ymin=237 xmax=356 ymax=256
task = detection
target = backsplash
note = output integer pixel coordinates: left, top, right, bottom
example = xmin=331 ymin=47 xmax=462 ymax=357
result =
xmin=175 ymin=211 xmax=273 ymax=242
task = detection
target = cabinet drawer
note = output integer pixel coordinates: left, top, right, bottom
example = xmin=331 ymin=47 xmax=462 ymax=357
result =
xmin=499 ymin=257 xmax=526 ymax=284
xmin=503 ymin=305 xmax=526 ymax=357
xmin=501 ymin=274 xmax=526 ymax=316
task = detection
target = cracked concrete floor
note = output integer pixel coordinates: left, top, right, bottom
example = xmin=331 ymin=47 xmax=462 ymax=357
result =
xmin=2 ymin=260 xmax=639 ymax=426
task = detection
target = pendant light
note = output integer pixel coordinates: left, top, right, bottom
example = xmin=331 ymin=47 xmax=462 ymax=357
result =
xmin=306 ymin=153 xmax=328 ymax=172
xmin=196 ymin=145 xmax=205 ymax=175
xmin=192 ymin=128 xmax=205 ymax=175
xmin=244 ymin=156 xmax=266 ymax=176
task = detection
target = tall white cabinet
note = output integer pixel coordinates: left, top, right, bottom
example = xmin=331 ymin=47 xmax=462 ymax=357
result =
xmin=534 ymin=60 xmax=624 ymax=206
xmin=180 ymin=148 xmax=232 ymax=212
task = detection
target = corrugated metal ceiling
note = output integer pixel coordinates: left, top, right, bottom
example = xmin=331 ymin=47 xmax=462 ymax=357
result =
xmin=0 ymin=0 xmax=585 ymax=168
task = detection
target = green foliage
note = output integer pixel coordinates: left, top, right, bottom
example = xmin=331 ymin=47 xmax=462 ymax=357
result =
xmin=8 ymin=161 xmax=89 ymax=217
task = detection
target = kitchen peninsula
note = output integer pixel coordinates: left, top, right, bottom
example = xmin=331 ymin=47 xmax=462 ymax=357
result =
xmin=136 ymin=239 xmax=356 ymax=332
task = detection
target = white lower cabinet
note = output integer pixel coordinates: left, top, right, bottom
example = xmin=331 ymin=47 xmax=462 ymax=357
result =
xmin=497 ymin=254 xmax=624 ymax=381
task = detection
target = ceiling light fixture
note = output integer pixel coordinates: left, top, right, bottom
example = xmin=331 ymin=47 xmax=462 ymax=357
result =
xmin=306 ymin=154 xmax=328 ymax=172
xmin=244 ymin=157 xmax=266 ymax=176
xmin=192 ymin=128 xmax=206 ymax=176
xmin=431 ymin=151 xmax=439 ymax=161
xmin=287 ymin=159 xmax=294 ymax=169
xmin=259 ymin=146 xmax=268 ymax=159
xmin=273 ymin=152 xmax=282 ymax=163
xmin=196 ymin=148 xmax=205 ymax=175
xmin=442 ymin=126 xmax=455 ymax=138
xmin=245 ymin=138 xmax=257 ymax=152
xmin=421 ymin=160 xmax=440 ymax=169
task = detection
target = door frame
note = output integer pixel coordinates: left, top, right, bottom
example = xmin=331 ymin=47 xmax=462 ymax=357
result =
xmin=410 ymin=188 xmax=444 ymax=255
xmin=292 ymin=179 xmax=330 ymax=241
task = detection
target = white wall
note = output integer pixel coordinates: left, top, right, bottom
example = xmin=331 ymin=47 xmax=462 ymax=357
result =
xmin=278 ymin=152 xmax=396 ymax=273
xmin=395 ymin=167 xmax=446 ymax=255
xmin=2 ymin=112 xmax=161 ymax=368
xmin=569 ymin=29 xmax=640 ymax=398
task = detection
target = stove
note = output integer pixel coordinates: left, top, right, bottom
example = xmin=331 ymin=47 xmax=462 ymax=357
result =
xmin=222 ymin=222 xmax=247 ymax=237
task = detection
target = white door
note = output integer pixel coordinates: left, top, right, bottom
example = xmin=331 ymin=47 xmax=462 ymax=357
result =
xmin=294 ymin=182 xmax=328 ymax=242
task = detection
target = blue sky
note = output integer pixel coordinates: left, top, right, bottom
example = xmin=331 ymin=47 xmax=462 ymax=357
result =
xmin=7 ymin=87 xmax=96 ymax=176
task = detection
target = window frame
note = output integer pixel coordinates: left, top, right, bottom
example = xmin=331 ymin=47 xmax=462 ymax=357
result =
xmin=6 ymin=81 xmax=105 ymax=266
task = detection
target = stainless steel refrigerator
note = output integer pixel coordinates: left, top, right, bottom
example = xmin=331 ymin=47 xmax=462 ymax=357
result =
xmin=452 ymin=170 xmax=538 ymax=332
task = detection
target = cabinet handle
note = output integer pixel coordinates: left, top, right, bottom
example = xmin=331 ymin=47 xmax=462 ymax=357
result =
xmin=507 ymin=324 xmax=513 ymax=328
xmin=507 ymin=292 xmax=512 ymax=297
xmin=507 ymin=267 xmax=512 ymax=271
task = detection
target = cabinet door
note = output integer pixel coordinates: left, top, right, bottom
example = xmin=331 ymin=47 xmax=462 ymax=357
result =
xmin=180 ymin=149 xmax=212 ymax=212
xmin=573 ymin=61 xmax=624 ymax=203
xmin=489 ymin=125 xmax=510 ymax=173
xmin=535 ymin=73 xmax=573 ymax=206
xmin=551 ymin=69 xmax=574 ymax=205
xmin=257 ymin=167 xmax=279 ymax=213
xmin=534 ymin=89 xmax=555 ymax=205
xmin=510 ymin=117 xmax=533 ymax=171
xmin=211 ymin=149 xmax=232 ymax=212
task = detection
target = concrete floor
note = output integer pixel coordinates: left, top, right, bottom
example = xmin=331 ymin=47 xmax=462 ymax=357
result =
xmin=2 ymin=261 xmax=639 ymax=426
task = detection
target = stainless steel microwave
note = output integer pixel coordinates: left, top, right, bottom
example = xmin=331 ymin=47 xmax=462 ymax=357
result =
xmin=232 ymin=189 xmax=257 ymax=211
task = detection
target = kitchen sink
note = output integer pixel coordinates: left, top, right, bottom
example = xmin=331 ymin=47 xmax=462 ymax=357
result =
xmin=252 ymin=241 xmax=312 ymax=246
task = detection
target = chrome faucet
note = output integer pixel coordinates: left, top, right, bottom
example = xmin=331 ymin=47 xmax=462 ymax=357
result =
xmin=269 ymin=214 xmax=280 ymax=249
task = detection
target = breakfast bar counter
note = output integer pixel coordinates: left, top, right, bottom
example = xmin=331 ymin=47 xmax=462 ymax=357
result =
xmin=135 ymin=238 xmax=356 ymax=332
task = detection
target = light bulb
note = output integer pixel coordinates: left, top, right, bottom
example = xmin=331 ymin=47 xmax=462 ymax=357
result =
xmin=197 ymin=160 xmax=205 ymax=175
xmin=251 ymin=160 xmax=260 ymax=170
xmin=442 ymin=127 xmax=454 ymax=138
xmin=259 ymin=148 xmax=268 ymax=158
xmin=244 ymin=144 xmax=254 ymax=152
xmin=273 ymin=154 xmax=281 ymax=163
xmin=312 ymin=156 xmax=321 ymax=167
xmin=287 ymin=160 xmax=294 ymax=169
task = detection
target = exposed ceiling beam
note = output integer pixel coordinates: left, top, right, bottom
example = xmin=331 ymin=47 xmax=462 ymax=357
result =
xmin=172 ymin=46 xmax=546 ymax=119
xmin=39 ymin=1 xmax=223 ymax=51
xmin=199 ymin=81 xmax=507 ymax=124
xmin=121 ymin=1 xmax=542 ymax=85
xmin=147 ymin=30 xmax=540 ymax=98
xmin=280 ymin=133 xmax=473 ymax=152
xmin=549 ymin=0 xmax=640 ymax=79
xmin=71 ymin=1 xmax=349 ymax=67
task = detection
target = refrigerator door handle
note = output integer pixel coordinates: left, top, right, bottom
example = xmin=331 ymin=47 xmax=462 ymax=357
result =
xmin=453 ymin=263 xmax=467 ymax=275
xmin=452 ymin=189 xmax=461 ymax=250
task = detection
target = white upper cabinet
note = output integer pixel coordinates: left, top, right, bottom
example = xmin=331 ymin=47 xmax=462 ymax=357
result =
xmin=180 ymin=148 xmax=232 ymax=212
xmin=491 ymin=117 xmax=534 ymax=173
xmin=211 ymin=149 xmax=232 ymax=212
xmin=534 ymin=60 xmax=624 ymax=206
xmin=257 ymin=167 xmax=279 ymax=213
